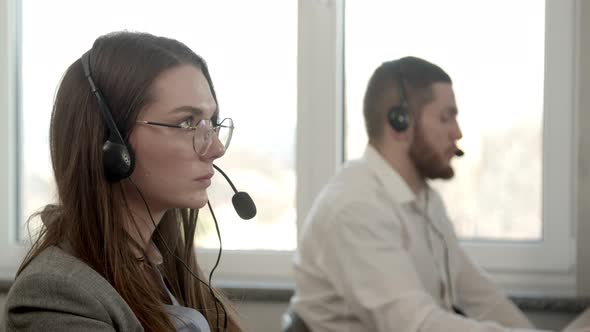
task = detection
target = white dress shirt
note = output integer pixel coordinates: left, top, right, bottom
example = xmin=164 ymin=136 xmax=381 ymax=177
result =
xmin=291 ymin=145 xmax=550 ymax=332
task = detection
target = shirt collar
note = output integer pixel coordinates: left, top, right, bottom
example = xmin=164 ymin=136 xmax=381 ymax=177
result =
xmin=363 ymin=144 xmax=416 ymax=205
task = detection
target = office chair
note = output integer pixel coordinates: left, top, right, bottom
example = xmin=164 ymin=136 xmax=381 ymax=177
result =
xmin=281 ymin=306 xmax=311 ymax=332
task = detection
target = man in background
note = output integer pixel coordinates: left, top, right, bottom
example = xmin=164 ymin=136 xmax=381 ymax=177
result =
xmin=289 ymin=56 xmax=557 ymax=331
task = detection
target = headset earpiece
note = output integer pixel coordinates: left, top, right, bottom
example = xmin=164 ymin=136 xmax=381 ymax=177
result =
xmin=102 ymin=140 xmax=135 ymax=182
xmin=387 ymin=104 xmax=410 ymax=132
xmin=81 ymin=51 xmax=135 ymax=182
xmin=387 ymin=62 xmax=411 ymax=132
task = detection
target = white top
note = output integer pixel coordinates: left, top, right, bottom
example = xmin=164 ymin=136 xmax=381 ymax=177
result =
xmin=144 ymin=242 xmax=211 ymax=332
xmin=291 ymin=145 xmax=550 ymax=332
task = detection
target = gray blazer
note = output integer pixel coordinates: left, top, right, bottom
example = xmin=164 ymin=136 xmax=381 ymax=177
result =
xmin=3 ymin=246 xmax=143 ymax=331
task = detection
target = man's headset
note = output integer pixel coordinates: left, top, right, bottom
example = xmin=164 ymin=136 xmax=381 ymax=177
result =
xmin=81 ymin=49 xmax=256 ymax=331
xmin=386 ymin=62 xmax=464 ymax=157
xmin=387 ymin=65 xmax=411 ymax=133
xmin=81 ymin=51 xmax=135 ymax=182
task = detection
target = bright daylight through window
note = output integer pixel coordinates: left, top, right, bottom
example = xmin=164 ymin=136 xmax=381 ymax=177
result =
xmin=345 ymin=0 xmax=544 ymax=240
xmin=19 ymin=0 xmax=297 ymax=250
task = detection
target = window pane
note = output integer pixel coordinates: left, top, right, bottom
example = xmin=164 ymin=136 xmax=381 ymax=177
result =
xmin=20 ymin=0 xmax=297 ymax=250
xmin=345 ymin=0 xmax=544 ymax=240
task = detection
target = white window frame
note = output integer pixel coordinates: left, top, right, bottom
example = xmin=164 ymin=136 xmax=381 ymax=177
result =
xmin=0 ymin=0 xmax=582 ymax=296
xmin=289 ymin=0 xmax=578 ymax=295
xmin=0 ymin=0 xmax=26 ymax=281
xmin=199 ymin=0 xmax=347 ymax=289
xmin=460 ymin=0 xmax=579 ymax=295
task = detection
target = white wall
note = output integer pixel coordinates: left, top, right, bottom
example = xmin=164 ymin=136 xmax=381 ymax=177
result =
xmin=235 ymin=301 xmax=289 ymax=332
xmin=0 ymin=294 xmax=5 ymax=325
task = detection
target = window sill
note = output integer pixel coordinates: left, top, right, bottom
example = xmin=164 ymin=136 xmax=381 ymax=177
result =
xmin=222 ymin=285 xmax=590 ymax=314
xmin=510 ymin=295 xmax=590 ymax=314
xmin=2 ymin=279 xmax=589 ymax=313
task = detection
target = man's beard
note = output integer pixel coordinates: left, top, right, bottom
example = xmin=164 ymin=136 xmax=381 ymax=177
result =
xmin=409 ymin=127 xmax=454 ymax=180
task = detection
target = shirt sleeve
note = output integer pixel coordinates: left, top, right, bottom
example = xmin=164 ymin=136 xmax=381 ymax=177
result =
xmin=4 ymin=273 xmax=118 ymax=332
xmin=563 ymin=308 xmax=590 ymax=331
xmin=320 ymin=200 xmax=550 ymax=332
xmin=429 ymin=188 xmax=536 ymax=329
xmin=452 ymin=242 xmax=536 ymax=329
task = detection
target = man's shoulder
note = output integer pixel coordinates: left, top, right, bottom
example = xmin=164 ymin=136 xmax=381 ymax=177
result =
xmin=305 ymin=159 xmax=393 ymax=227
xmin=324 ymin=159 xmax=381 ymax=197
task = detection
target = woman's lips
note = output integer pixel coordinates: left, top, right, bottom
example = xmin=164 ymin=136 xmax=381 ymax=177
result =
xmin=194 ymin=173 xmax=213 ymax=186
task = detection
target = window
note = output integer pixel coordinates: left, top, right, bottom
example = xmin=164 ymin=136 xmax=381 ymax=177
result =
xmin=345 ymin=1 xmax=545 ymax=241
xmin=0 ymin=0 xmax=299 ymax=283
xmin=343 ymin=0 xmax=576 ymax=292
xmin=297 ymin=0 xmax=577 ymax=294
xmin=17 ymin=0 xmax=297 ymax=253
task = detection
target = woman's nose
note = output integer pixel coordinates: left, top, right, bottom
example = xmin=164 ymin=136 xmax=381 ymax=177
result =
xmin=452 ymin=120 xmax=463 ymax=140
xmin=200 ymin=135 xmax=225 ymax=160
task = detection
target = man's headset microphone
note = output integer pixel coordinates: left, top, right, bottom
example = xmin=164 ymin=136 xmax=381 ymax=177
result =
xmin=81 ymin=50 xmax=256 ymax=331
xmin=387 ymin=63 xmax=466 ymax=317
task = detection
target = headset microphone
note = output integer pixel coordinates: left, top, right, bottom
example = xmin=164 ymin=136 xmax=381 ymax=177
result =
xmin=212 ymin=164 xmax=257 ymax=220
xmin=455 ymin=148 xmax=465 ymax=157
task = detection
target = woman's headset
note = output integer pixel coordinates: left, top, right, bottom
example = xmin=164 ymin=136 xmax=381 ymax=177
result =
xmin=80 ymin=50 xmax=135 ymax=182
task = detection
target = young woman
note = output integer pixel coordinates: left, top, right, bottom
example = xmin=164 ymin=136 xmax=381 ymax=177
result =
xmin=3 ymin=31 xmax=240 ymax=332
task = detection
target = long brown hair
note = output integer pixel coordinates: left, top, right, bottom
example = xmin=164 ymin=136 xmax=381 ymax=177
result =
xmin=19 ymin=31 xmax=241 ymax=332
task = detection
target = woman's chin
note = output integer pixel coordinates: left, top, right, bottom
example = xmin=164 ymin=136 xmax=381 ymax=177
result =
xmin=186 ymin=199 xmax=208 ymax=210
xmin=190 ymin=195 xmax=209 ymax=209
xmin=171 ymin=195 xmax=209 ymax=210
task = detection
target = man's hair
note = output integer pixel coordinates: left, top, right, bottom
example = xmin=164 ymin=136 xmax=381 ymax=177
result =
xmin=363 ymin=56 xmax=452 ymax=142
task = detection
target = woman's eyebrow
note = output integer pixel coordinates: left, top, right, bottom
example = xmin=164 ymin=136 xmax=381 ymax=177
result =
xmin=169 ymin=105 xmax=219 ymax=119
xmin=169 ymin=105 xmax=205 ymax=116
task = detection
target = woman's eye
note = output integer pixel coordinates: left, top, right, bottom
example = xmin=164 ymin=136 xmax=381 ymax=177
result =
xmin=179 ymin=118 xmax=193 ymax=129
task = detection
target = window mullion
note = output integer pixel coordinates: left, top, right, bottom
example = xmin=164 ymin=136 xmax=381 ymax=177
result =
xmin=0 ymin=0 xmax=23 ymax=280
xmin=296 ymin=0 xmax=345 ymax=239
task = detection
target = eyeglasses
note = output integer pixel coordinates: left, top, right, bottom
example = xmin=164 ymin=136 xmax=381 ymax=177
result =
xmin=136 ymin=117 xmax=234 ymax=155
